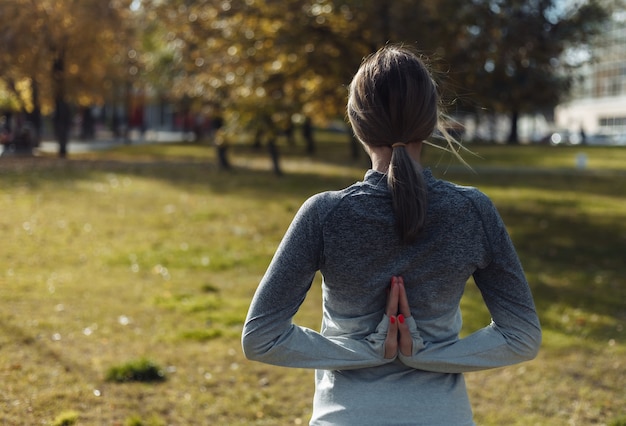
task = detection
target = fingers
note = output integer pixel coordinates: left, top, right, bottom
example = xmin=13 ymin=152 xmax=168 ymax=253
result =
xmin=397 ymin=278 xmax=413 ymax=356
xmin=397 ymin=314 xmax=413 ymax=356
xmin=397 ymin=276 xmax=412 ymax=318
xmin=384 ymin=276 xmax=413 ymax=359
xmin=384 ymin=315 xmax=398 ymax=359
xmin=385 ymin=276 xmax=399 ymax=317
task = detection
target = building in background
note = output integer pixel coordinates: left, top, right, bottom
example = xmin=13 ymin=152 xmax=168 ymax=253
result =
xmin=555 ymin=11 xmax=626 ymax=144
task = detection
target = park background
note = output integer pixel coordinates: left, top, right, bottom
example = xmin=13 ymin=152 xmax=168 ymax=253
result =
xmin=1 ymin=1 xmax=626 ymax=425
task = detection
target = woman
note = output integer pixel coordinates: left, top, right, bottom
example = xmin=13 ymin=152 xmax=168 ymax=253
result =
xmin=242 ymin=45 xmax=541 ymax=425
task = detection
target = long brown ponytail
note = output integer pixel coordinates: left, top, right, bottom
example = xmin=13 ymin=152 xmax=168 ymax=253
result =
xmin=387 ymin=143 xmax=427 ymax=243
xmin=347 ymin=45 xmax=439 ymax=243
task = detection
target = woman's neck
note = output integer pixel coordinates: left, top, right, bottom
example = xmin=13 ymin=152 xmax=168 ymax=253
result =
xmin=369 ymin=142 xmax=423 ymax=173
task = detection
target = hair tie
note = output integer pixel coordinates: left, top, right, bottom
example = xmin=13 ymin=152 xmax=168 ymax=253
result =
xmin=391 ymin=142 xmax=407 ymax=148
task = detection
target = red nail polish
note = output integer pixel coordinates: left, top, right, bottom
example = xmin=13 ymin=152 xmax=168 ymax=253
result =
xmin=390 ymin=316 xmax=396 ymax=324
xmin=398 ymin=314 xmax=405 ymax=324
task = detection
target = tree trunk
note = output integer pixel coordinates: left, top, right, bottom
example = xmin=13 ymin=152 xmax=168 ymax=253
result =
xmin=124 ymin=80 xmax=132 ymax=144
xmin=507 ymin=110 xmax=520 ymax=144
xmin=216 ymin=145 xmax=231 ymax=169
xmin=29 ymin=79 xmax=42 ymax=145
xmin=52 ymin=51 xmax=71 ymax=158
xmin=268 ymin=135 xmax=282 ymax=176
xmin=80 ymin=107 xmax=95 ymax=139
xmin=302 ymin=116 xmax=315 ymax=154
xmin=54 ymin=99 xmax=71 ymax=158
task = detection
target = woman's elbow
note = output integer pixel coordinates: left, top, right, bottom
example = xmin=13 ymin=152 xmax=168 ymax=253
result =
xmin=241 ymin=328 xmax=275 ymax=362
xmin=515 ymin=325 xmax=542 ymax=361
xmin=241 ymin=332 xmax=262 ymax=361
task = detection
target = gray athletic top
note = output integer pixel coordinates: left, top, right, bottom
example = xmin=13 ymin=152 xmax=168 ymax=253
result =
xmin=242 ymin=169 xmax=541 ymax=425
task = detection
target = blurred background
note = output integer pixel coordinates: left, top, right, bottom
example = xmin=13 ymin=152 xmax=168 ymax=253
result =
xmin=1 ymin=0 xmax=625 ymax=158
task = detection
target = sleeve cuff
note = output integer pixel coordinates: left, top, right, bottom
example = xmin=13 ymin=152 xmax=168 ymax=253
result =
xmin=398 ymin=315 xmax=425 ymax=364
xmin=365 ymin=314 xmax=396 ymax=360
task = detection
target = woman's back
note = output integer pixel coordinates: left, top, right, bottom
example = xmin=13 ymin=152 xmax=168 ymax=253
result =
xmin=321 ymin=169 xmax=488 ymax=320
xmin=306 ymin=168 xmax=535 ymax=425
xmin=242 ymin=45 xmax=541 ymax=426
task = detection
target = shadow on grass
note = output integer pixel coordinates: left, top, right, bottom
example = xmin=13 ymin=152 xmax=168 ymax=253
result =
xmin=2 ymin=152 xmax=624 ymax=346
xmin=0 ymin=313 xmax=99 ymax=382
xmin=0 ymin=155 xmax=362 ymax=202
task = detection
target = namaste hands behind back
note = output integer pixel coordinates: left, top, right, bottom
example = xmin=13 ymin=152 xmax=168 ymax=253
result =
xmin=384 ymin=276 xmax=413 ymax=359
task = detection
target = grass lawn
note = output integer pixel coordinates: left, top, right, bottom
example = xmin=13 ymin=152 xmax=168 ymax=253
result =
xmin=1 ymin=134 xmax=625 ymax=425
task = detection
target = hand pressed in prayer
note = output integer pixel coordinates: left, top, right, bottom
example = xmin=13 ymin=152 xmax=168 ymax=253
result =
xmin=384 ymin=276 xmax=413 ymax=359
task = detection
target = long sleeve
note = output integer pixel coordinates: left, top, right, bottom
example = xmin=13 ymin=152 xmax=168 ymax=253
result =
xmin=242 ymin=194 xmax=393 ymax=370
xmin=242 ymin=169 xmax=541 ymax=426
xmin=398 ymin=195 xmax=542 ymax=373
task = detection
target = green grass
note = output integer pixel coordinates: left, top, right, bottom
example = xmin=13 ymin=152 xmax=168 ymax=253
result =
xmin=105 ymin=358 xmax=166 ymax=383
xmin=1 ymin=134 xmax=625 ymax=425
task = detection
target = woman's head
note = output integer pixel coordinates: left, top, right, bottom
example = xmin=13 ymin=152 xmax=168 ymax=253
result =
xmin=347 ymin=45 xmax=440 ymax=244
xmin=347 ymin=45 xmax=438 ymax=149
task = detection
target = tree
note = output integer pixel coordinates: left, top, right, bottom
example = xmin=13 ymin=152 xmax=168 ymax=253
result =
xmin=445 ymin=0 xmax=610 ymax=143
xmin=145 ymin=0 xmax=343 ymax=171
xmin=0 ymin=0 xmax=134 ymax=157
xmin=137 ymin=0 xmax=613 ymax=158
xmin=145 ymin=0 xmax=444 ymax=166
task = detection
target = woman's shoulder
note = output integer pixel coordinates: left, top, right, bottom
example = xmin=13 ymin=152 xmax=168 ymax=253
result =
xmin=298 ymin=180 xmax=371 ymax=223
xmin=299 ymin=189 xmax=347 ymax=217
xmin=306 ymin=177 xmax=371 ymax=203
xmin=428 ymin=172 xmax=496 ymax=213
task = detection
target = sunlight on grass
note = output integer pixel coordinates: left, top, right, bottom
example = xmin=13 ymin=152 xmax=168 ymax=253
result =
xmin=460 ymin=144 xmax=626 ymax=171
xmin=1 ymin=142 xmax=624 ymax=425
